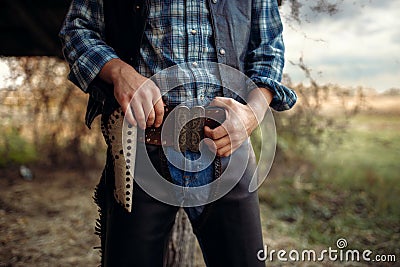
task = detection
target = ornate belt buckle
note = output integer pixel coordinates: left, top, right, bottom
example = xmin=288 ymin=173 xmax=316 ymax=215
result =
xmin=175 ymin=106 xmax=190 ymax=152
xmin=174 ymin=106 xmax=205 ymax=152
xmin=187 ymin=106 xmax=205 ymax=152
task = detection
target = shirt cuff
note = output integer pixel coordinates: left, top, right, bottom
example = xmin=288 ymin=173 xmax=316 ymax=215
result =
xmin=252 ymin=77 xmax=297 ymax=111
xmin=68 ymin=45 xmax=119 ymax=92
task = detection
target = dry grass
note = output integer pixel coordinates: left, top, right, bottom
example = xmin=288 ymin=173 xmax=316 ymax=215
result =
xmin=0 ymin=168 xmax=100 ymax=267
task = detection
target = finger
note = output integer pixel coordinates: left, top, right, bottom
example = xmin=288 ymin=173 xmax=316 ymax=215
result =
xmin=204 ymin=124 xmax=228 ymax=140
xmin=131 ymin=102 xmax=146 ymax=129
xmin=217 ymin=135 xmax=246 ymax=157
xmin=146 ymin=109 xmax=156 ymax=127
xmin=123 ymin=102 xmax=137 ymax=127
xmin=153 ymin=98 xmax=165 ymax=128
xmin=141 ymin=97 xmax=155 ymax=124
xmin=221 ymin=141 xmax=243 ymax=157
xmin=212 ymin=135 xmax=231 ymax=150
xmin=217 ymin=143 xmax=233 ymax=157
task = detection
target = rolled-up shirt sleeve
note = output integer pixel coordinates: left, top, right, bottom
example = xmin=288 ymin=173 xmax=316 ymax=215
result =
xmin=245 ymin=0 xmax=297 ymax=111
xmin=59 ymin=0 xmax=118 ymax=92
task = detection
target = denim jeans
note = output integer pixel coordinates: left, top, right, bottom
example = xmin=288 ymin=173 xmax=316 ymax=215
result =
xmin=165 ymin=147 xmax=215 ymax=221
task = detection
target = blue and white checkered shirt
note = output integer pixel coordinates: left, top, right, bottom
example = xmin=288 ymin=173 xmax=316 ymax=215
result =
xmin=60 ymin=0 xmax=297 ymax=111
xmin=137 ymin=0 xmax=221 ymax=106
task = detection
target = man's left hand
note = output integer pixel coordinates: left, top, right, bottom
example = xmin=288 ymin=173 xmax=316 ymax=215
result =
xmin=204 ymin=97 xmax=259 ymax=157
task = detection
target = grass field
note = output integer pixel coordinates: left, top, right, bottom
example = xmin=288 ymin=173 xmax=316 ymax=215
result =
xmin=258 ymin=94 xmax=400 ymax=265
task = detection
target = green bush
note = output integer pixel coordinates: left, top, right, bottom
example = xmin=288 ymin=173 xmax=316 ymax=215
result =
xmin=0 ymin=127 xmax=37 ymax=167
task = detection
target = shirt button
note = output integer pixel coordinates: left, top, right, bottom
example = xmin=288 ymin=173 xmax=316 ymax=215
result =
xmin=192 ymin=62 xmax=198 ymax=67
xmin=219 ymin=48 xmax=226 ymax=55
xmin=212 ymin=0 xmax=217 ymax=3
xmin=191 ymin=29 xmax=197 ymax=35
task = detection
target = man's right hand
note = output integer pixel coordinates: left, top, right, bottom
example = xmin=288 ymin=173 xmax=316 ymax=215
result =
xmin=99 ymin=58 xmax=164 ymax=129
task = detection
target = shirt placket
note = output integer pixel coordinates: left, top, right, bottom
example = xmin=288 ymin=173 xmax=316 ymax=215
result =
xmin=186 ymin=0 xmax=204 ymax=104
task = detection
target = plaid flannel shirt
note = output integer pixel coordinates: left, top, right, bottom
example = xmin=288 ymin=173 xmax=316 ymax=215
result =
xmin=60 ymin=0 xmax=297 ymax=111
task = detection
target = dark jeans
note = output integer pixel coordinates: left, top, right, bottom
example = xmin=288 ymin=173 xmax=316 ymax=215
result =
xmin=98 ymin=142 xmax=265 ymax=267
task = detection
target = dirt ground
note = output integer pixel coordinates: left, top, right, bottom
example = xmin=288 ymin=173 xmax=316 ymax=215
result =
xmin=0 ymin=167 xmax=344 ymax=267
xmin=0 ymin=167 xmax=331 ymax=267
xmin=0 ymin=167 xmax=101 ymax=267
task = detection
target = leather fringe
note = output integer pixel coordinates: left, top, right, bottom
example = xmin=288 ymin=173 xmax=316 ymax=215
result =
xmin=93 ymin=167 xmax=107 ymax=267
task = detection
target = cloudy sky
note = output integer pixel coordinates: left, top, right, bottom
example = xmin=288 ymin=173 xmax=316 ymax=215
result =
xmin=280 ymin=0 xmax=400 ymax=92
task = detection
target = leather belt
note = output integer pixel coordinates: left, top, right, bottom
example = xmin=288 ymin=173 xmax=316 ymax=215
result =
xmin=138 ymin=106 xmax=226 ymax=152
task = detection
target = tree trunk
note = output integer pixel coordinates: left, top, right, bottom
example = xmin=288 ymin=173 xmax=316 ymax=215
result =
xmin=166 ymin=209 xmax=198 ymax=267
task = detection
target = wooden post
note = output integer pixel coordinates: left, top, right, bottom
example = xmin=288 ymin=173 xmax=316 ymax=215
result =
xmin=166 ymin=209 xmax=198 ymax=267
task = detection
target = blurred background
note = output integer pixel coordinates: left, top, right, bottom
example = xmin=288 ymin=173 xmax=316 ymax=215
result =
xmin=0 ymin=0 xmax=399 ymax=266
